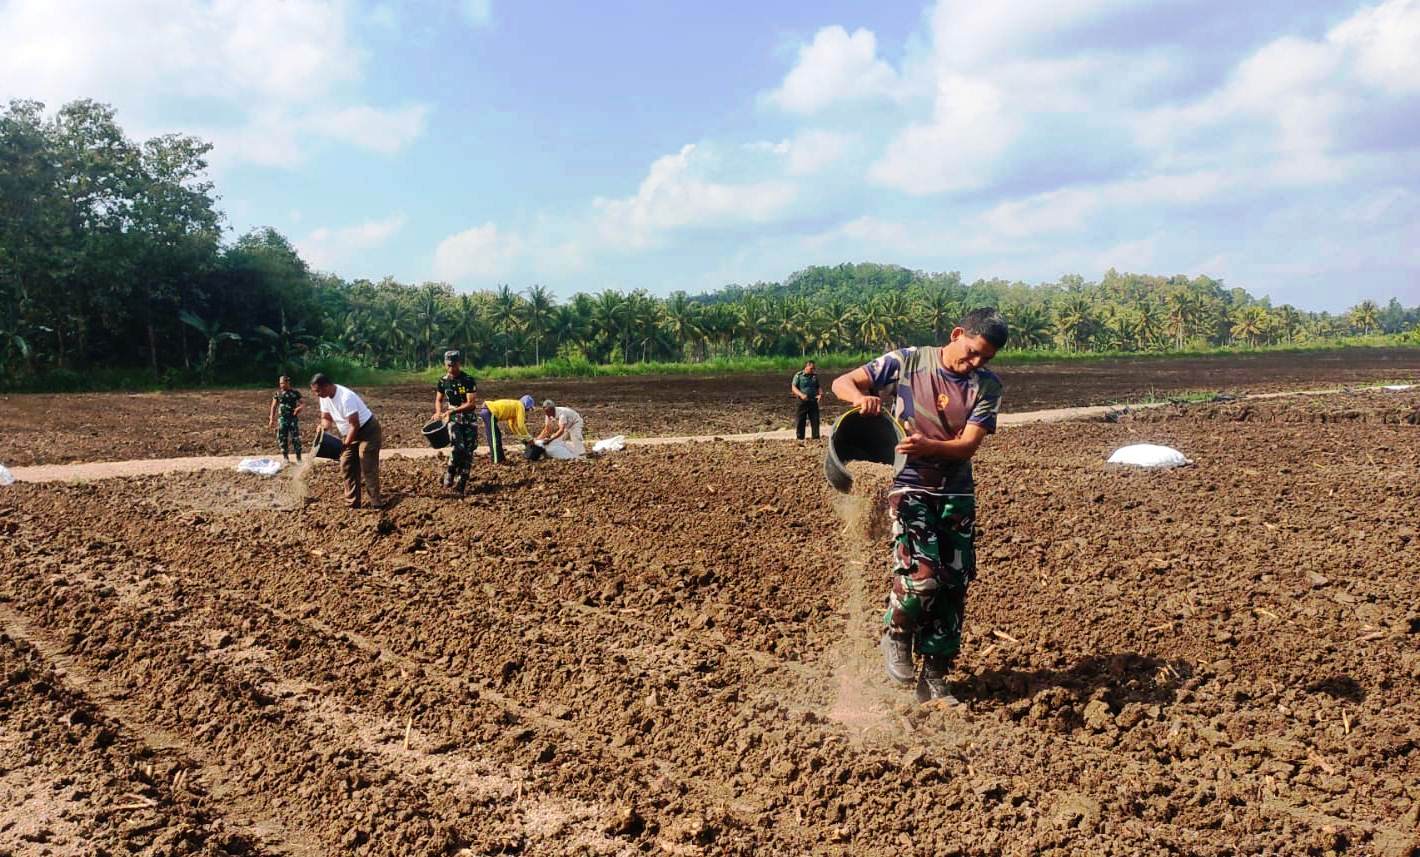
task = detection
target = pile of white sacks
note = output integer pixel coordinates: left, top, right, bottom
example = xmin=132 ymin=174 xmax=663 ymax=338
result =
xmin=1107 ymin=443 xmax=1191 ymax=469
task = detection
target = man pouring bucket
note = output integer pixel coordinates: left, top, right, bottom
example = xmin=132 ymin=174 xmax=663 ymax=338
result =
xmin=311 ymin=373 xmax=383 ymax=510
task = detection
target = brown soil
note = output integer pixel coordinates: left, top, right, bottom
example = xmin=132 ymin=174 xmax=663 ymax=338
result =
xmin=2 ymin=348 xmax=1417 ymax=466
xmin=2 ymin=393 xmax=1417 ymax=854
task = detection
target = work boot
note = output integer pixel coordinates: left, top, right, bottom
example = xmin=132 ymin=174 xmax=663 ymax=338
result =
xmin=916 ymin=654 xmax=960 ymax=705
xmin=442 ymin=470 xmax=454 ymax=489
xmin=455 ymin=474 xmax=468 ymax=495
xmin=881 ymin=632 xmax=914 ymax=684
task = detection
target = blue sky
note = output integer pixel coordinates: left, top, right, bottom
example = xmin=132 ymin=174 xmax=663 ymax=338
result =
xmin=2 ymin=0 xmax=1417 ymax=310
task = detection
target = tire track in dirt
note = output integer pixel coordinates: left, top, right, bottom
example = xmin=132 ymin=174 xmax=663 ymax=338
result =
xmin=0 ymin=605 xmax=308 ymax=857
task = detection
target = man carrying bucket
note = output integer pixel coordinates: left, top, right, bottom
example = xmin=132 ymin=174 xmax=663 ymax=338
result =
xmin=434 ymin=350 xmax=479 ymax=493
xmin=830 ymin=308 xmax=1008 ymax=703
xmin=312 ymin=373 xmax=384 ymax=510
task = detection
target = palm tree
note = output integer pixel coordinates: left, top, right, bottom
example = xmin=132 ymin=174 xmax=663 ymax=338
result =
xmin=1134 ymin=301 xmax=1165 ymax=350
xmin=412 ymin=283 xmax=448 ymax=366
xmin=1348 ymin=300 xmax=1380 ymax=335
xmin=178 ymin=309 xmax=241 ymax=378
xmin=490 ymin=284 xmax=523 ymax=366
xmin=1053 ymin=295 xmax=1097 ymax=351
xmin=254 ymin=307 xmax=316 ymax=368
xmin=450 ymin=293 xmax=490 ymax=365
xmin=1230 ymin=305 xmax=1268 ymax=346
xmin=522 ymin=285 xmax=556 ymax=364
xmin=917 ymin=286 xmax=960 ymax=345
xmin=857 ymin=297 xmax=891 ymax=351
xmin=591 ymin=291 xmax=629 ymax=362
xmin=660 ymin=292 xmax=705 ymax=361
xmin=1273 ymin=304 xmax=1304 ymax=343
xmin=1003 ymin=304 xmax=1053 ymax=349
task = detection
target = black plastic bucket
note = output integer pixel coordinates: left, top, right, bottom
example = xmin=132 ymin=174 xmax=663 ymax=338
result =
xmin=422 ymin=419 xmax=451 ymax=449
xmin=523 ymin=440 xmax=546 ymax=461
xmin=313 ymin=431 xmax=343 ymax=461
xmin=824 ymin=408 xmax=906 ymax=493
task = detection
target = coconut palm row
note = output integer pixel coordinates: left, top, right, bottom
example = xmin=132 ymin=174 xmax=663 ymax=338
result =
xmin=302 ymin=269 xmax=1414 ymax=372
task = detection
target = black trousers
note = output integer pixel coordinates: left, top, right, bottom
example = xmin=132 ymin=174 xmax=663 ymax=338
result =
xmin=795 ymin=399 xmax=821 ymax=439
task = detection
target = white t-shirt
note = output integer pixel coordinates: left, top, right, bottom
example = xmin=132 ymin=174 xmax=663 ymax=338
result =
xmin=554 ymin=407 xmax=583 ymax=432
xmin=320 ymin=384 xmax=374 ymax=436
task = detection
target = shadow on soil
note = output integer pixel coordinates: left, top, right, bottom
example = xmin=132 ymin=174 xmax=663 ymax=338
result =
xmin=958 ymin=652 xmax=1193 ymax=716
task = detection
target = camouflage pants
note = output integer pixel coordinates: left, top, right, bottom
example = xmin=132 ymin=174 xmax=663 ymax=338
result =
xmin=447 ymin=419 xmax=478 ymax=477
xmin=276 ymin=416 xmax=301 ymax=458
xmin=883 ymin=491 xmax=976 ymax=657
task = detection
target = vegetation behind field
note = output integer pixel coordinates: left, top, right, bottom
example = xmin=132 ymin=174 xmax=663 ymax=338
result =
xmin=4 ymin=98 xmax=1419 ymax=393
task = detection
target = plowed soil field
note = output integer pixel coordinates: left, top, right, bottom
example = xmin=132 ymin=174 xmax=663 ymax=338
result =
xmin=2 ymin=391 xmax=1418 ymax=855
xmin=2 ymin=347 xmax=1417 ymax=466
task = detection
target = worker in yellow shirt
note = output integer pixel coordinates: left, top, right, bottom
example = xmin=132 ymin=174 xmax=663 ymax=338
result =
xmin=480 ymin=394 xmax=536 ymax=464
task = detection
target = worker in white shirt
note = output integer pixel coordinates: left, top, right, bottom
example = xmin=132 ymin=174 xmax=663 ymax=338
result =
xmin=534 ymin=400 xmax=586 ymax=458
xmin=311 ymin=372 xmax=383 ymax=509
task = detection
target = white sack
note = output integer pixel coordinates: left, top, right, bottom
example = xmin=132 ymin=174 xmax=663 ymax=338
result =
xmin=0 ymin=464 xmax=12 ymax=486
xmin=1382 ymin=384 xmax=1414 ymax=391
xmin=235 ymin=457 xmax=285 ymax=476
xmin=542 ymin=440 xmax=579 ymax=460
xmin=592 ymin=435 xmax=626 ymax=454
xmin=1107 ymin=444 xmax=1191 ymax=469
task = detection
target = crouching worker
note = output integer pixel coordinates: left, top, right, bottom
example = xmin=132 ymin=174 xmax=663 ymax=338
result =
xmin=831 ymin=307 xmax=1008 ymax=704
xmin=480 ymin=394 xmax=535 ymax=464
xmin=312 ymin=373 xmax=383 ymax=510
xmin=434 ymin=350 xmax=479 ymax=493
xmin=533 ymin=399 xmax=585 ymax=459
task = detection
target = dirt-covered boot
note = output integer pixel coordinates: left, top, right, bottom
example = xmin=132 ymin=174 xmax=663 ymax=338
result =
xmin=916 ymin=654 xmax=959 ymax=705
xmin=881 ymin=632 xmax=914 ymax=684
xmin=455 ymin=474 xmax=468 ymax=494
xmin=442 ymin=470 xmax=454 ymax=489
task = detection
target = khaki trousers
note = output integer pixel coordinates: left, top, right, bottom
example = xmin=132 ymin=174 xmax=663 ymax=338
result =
xmin=340 ymin=417 xmax=383 ymax=507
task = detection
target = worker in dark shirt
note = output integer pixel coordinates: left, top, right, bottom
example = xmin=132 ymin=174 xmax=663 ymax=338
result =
xmin=791 ymin=360 xmax=823 ymax=440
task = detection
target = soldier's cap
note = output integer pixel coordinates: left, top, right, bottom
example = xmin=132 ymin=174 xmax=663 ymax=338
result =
xmin=443 ymin=350 xmax=461 ymax=364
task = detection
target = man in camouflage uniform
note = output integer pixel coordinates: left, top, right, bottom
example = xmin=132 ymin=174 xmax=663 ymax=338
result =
xmin=831 ymin=307 xmax=1009 ymax=703
xmin=434 ymin=350 xmax=479 ymax=493
xmin=267 ymin=375 xmax=305 ymax=462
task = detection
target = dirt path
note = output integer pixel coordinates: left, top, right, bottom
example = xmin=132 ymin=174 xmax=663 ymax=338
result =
xmin=8 ymin=383 xmax=1411 ymax=485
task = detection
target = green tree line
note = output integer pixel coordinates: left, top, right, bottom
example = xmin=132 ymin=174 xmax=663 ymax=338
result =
xmin=3 ymin=98 xmax=1417 ymax=388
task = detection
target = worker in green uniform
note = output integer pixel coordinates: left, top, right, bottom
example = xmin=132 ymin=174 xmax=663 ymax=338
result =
xmin=267 ymin=375 xmax=305 ymax=462
xmin=433 ymin=350 xmax=479 ymax=493
xmin=791 ymin=360 xmax=823 ymax=440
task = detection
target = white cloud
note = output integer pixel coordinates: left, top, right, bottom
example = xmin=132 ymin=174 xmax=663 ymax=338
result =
xmin=298 ymin=214 xmax=408 ymax=271
xmin=867 ymin=74 xmax=1018 ymax=194
xmin=765 ymin=26 xmax=898 ymax=114
xmin=433 ymin=223 xmax=523 ymax=282
xmin=923 ymin=0 xmax=1130 ymax=68
xmin=749 ymin=130 xmax=853 ymax=175
xmin=594 ymin=144 xmax=798 ymax=249
xmin=0 ymin=0 xmax=428 ymax=169
xmin=1330 ymin=0 xmax=1420 ymax=95
xmin=462 ymin=0 xmax=493 ymax=27
xmin=305 ymin=104 xmax=430 ymax=154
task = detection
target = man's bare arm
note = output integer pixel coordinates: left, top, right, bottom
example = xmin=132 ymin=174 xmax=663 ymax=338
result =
xmin=268 ymin=399 xmax=277 ymax=426
xmin=831 ymin=366 xmax=882 ymax=415
xmin=896 ymin=423 xmax=989 ymax=461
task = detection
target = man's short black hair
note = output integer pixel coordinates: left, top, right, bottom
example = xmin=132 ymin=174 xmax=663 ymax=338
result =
xmin=959 ymin=307 xmax=1009 ymax=350
xmin=310 ymin=372 xmax=332 ymax=388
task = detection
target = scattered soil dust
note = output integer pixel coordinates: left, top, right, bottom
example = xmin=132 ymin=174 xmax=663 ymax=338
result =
xmin=3 ymin=394 xmax=1420 ymax=854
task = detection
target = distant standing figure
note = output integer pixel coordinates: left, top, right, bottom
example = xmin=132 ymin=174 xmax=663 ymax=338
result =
xmin=535 ymin=400 xmax=586 ymax=458
xmin=268 ymin=375 xmax=304 ymax=462
xmin=434 ymin=350 xmax=479 ymax=493
xmin=791 ymin=360 xmax=823 ymax=440
xmin=480 ymin=394 xmax=536 ymax=464
xmin=311 ymin=373 xmax=383 ymax=509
